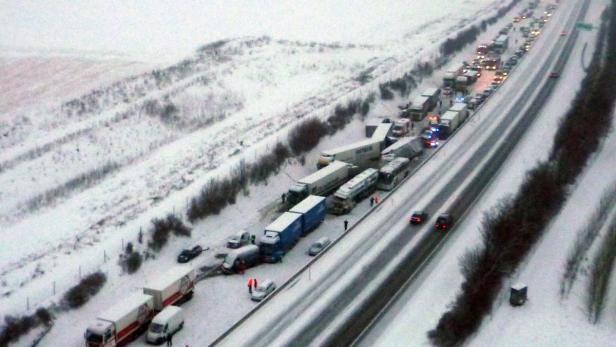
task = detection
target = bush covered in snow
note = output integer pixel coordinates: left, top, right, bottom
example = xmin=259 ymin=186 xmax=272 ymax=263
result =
xmin=62 ymin=272 xmax=107 ymax=309
xmin=288 ymin=118 xmax=328 ymax=155
xmin=0 ymin=308 xmax=54 ymax=346
xmin=148 ymin=214 xmax=192 ymax=252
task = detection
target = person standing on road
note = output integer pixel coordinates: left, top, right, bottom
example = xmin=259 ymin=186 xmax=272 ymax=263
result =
xmin=166 ymin=333 xmax=173 ymax=346
xmin=370 ymin=196 xmax=375 ymax=207
xmin=254 ymin=278 xmax=258 ymax=290
xmin=344 ymin=220 xmax=349 ymax=231
xmin=248 ymin=278 xmax=254 ymax=294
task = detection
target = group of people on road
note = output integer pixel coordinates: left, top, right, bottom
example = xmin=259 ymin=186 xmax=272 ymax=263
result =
xmin=247 ymin=277 xmax=259 ymax=294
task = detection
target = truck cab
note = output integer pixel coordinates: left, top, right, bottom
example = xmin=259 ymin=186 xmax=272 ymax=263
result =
xmin=84 ymin=321 xmax=115 ymax=347
xmin=391 ymin=119 xmax=410 ymax=137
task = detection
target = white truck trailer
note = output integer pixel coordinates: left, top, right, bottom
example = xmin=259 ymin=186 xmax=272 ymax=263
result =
xmin=317 ymin=138 xmax=382 ymax=169
xmin=143 ymin=265 xmax=196 ymax=311
xmin=84 ymin=293 xmax=155 ymax=347
xmin=287 ymin=160 xmax=350 ymax=205
xmin=371 ymin=122 xmax=392 ymax=145
xmin=328 ymin=168 xmax=378 ymax=215
xmin=408 ymin=95 xmax=432 ymax=121
xmin=438 ymin=111 xmax=463 ymax=139
xmin=381 ymin=136 xmax=423 ymax=163
xmin=449 ymin=102 xmax=469 ymax=122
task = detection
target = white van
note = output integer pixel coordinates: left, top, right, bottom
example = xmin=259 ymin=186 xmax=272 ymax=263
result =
xmin=146 ymin=306 xmax=184 ymax=344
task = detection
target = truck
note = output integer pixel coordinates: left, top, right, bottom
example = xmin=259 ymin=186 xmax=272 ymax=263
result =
xmin=464 ymin=70 xmax=479 ymax=84
xmin=438 ymin=110 xmax=463 ymax=139
xmin=421 ymin=88 xmax=441 ymax=107
xmin=475 ymin=44 xmax=489 ymax=59
xmin=287 ymin=160 xmax=350 ymax=205
xmin=449 ymin=102 xmax=469 ymax=122
xmin=443 ymin=72 xmax=457 ymax=87
xmin=84 ymin=293 xmax=155 ymax=347
xmin=455 ymin=76 xmax=469 ymax=92
xmin=391 ymin=119 xmax=411 ymax=137
xmin=259 ymin=212 xmax=304 ymax=262
xmin=483 ymin=54 xmax=501 ymax=70
xmin=371 ymin=122 xmax=393 ymax=145
xmin=381 ymin=136 xmax=423 ymax=162
xmin=289 ymin=195 xmax=327 ymax=236
xmin=408 ymin=95 xmax=432 ymax=121
xmin=143 ymin=265 xmax=196 ymax=311
xmin=317 ymin=138 xmax=382 ymax=169
xmin=328 ymin=168 xmax=379 ymax=215
xmin=493 ymin=35 xmax=509 ymax=53
xmin=365 ymin=118 xmax=384 ymax=137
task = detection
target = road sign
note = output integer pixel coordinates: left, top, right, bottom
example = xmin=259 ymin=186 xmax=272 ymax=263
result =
xmin=576 ymin=22 xmax=594 ymax=31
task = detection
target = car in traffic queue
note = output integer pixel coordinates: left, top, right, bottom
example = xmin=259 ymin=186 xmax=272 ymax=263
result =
xmin=251 ymin=280 xmax=277 ymax=302
xmin=435 ymin=213 xmax=454 ymax=231
xmin=410 ymin=211 xmax=428 ymax=225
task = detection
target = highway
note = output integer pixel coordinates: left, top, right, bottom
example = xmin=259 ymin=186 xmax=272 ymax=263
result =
xmin=213 ymin=1 xmax=589 ymax=345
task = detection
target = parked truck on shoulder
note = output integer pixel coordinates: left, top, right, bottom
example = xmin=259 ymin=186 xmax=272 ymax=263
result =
xmin=328 ymin=168 xmax=379 ymax=215
xmin=143 ymin=265 xmax=196 ymax=311
xmin=84 ymin=293 xmax=155 ymax=347
xmin=287 ymin=160 xmax=350 ymax=205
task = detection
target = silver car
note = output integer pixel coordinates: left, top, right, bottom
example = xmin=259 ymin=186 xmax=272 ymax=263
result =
xmin=251 ymin=279 xmax=276 ymax=302
xmin=308 ymin=237 xmax=332 ymax=256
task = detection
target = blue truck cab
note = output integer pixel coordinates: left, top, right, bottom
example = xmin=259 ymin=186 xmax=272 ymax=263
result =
xmin=260 ymin=212 xmax=303 ymax=263
xmin=289 ymin=195 xmax=326 ymax=236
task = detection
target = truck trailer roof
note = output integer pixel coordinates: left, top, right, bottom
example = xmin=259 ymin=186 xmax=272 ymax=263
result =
xmin=450 ymin=102 xmax=468 ymax=112
xmin=266 ymin=212 xmax=302 ymax=233
xmin=99 ymin=292 xmax=153 ymax=322
xmin=300 ymin=161 xmax=348 ymax=185
xmin=335 ymin=168 xmax=378 ymax=199
xmin=440 ymin=110 xmax=459 ymax=122
xmin=321 ymin=138 xmax=381 ymax=156
xmin=144 ymin=265 xmax=194 ymax=292
xmin=289 ymin=195 xmax=326 ymax=214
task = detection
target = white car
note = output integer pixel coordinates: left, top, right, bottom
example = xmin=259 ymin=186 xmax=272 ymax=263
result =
xmin=251 ymin=279 xmax=276 ymax=302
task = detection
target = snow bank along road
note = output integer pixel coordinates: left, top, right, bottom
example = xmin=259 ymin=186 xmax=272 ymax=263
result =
xmin=214 ymin=1 xmax=588 ymax=346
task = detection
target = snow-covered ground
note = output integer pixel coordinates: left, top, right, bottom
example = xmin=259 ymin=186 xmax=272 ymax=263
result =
xmin=0 ymin=0 xmax=523 ymax=346
xmin=360 ymin=0 xmax=616 ymax=346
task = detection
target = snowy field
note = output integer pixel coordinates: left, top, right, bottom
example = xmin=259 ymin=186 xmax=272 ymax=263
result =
xmin=0 ymin=0 xmax=517 ymax=346
xmin=360 ymin=0 xmax=616 ymax=346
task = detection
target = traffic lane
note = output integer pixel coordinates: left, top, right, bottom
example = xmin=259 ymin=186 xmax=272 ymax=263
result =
xmin=352 ymin=1 xmax=586 ymax=345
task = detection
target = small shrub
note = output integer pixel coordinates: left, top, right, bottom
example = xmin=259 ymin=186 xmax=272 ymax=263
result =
xmin=124 ymin=252 xmax=143 ymax=274
xmin=379 ymin=84 xmax=394 ymax=100
xmin=62 ymin=272 xmax=107 ymax=309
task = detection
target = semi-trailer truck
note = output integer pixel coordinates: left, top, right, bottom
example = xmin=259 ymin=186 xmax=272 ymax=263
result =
xmin=408 ymin=95 xmax=432 ymax=121
xmin=287 ymin=160 xmax=350 ymax=205
xmin=260 ymin=213 xmax=302 ymax=263
xmin=84 ymin=293 xmax=155 ymax=347
xmin=438 ymin=110 xmax=463 ymax=139
xmin=381 ymin=136 xmax=423 ymax=163
xmin=260 ymin=195 xmax=327 ymax=261
xmin=289 ymin=195 xmax=327 ymax=236
xmin=143 ymin=265 xmax=196 ymax=311
xmin=317 ymin=138 xmax=382 ymax=169
xmin=328 ymin=168 xmax=379 ymax=215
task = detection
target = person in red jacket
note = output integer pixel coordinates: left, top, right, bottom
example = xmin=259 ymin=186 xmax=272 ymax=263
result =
xmin=248 ymin=278 xmax=254 ymax=294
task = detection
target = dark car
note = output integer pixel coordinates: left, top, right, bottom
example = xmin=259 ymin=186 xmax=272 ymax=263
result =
xmin=177 ymin=245 xmax=204 ymax=263
xmin=435 ymin=213 xmax=454 ymax=231
xmin=549 ymin=71 xmax=560 ymax=78
xmin=410 ymin=211 xmax=428 ymax=225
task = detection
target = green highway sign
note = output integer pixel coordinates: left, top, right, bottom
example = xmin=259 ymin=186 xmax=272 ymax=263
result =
xmin=576 ymin=22 xmax=594 ymax=31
